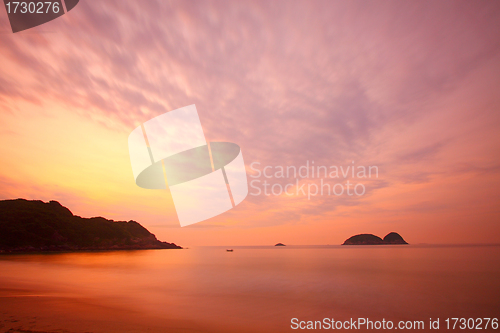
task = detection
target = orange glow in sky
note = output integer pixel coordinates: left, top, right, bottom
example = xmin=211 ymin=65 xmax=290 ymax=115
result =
xmin=0 ymin=1 xmax=499 ymax=246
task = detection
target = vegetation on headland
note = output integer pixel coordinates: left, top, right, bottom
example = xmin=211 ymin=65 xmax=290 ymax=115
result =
xmin=0 ymin=199 xmax=182 ymax=253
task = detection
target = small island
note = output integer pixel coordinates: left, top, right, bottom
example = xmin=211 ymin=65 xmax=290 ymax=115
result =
xmin=275 ymin=243 xmax=286 ymax=246
xmin=0 ymin=199 xmax=182 ymax=253
xmin=342 ymin=232 xmax=408 ymax=245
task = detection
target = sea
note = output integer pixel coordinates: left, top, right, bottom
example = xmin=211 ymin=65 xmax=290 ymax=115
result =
xmin=0 ymin=244 xmax=499 ymax=332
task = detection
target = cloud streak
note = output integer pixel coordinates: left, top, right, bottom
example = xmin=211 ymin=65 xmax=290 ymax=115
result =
xmin=0 ymin=0 xmax=499 ymax=244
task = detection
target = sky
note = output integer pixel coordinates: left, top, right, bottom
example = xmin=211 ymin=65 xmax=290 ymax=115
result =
xmin=0 ymin=0 xmax=499 ymax=246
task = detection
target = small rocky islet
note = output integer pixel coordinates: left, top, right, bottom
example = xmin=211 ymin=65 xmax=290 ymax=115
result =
xmin=342 ymin=232 xmax=408 ymax=245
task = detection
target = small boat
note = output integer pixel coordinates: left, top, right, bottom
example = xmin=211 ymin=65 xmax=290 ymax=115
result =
xmin=226 ymin=249 xmax=234 ymax=252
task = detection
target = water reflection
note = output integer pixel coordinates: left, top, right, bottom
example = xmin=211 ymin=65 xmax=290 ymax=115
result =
xmin=0 ymin=245 xmax=499 ymax=332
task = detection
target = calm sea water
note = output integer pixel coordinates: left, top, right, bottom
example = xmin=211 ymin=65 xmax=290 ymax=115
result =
xmin=0 ymin=245 xmax=499 ymax=332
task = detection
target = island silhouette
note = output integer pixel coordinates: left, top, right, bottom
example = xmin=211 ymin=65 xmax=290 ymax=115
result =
xmin=342 ymin=232 xmax=408 ymax=245
xmin=0 ymin=199 xmax=181 ymax=253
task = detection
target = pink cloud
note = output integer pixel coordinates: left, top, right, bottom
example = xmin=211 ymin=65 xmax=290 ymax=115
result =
xmin=0 ymin=0 xmax=499 ymax=243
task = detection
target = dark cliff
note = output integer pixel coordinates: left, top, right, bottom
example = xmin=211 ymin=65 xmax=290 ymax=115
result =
xmin=0 ymin=199 xmax=181 ymax=253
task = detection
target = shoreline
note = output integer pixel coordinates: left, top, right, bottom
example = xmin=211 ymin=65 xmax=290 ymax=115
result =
xmin=0 ymin=247 xmax=183 ymax=255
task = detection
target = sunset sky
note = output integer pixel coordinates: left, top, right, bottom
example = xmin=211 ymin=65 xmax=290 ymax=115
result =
xmin=0 ymin=0 xmax=499 ymax=246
